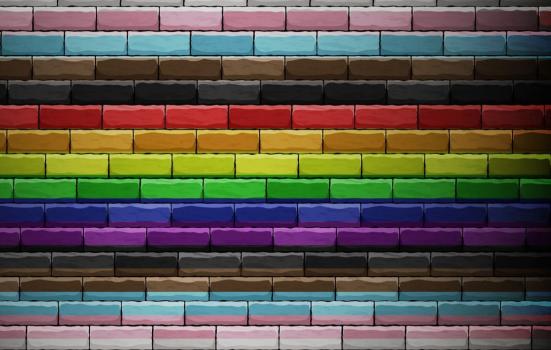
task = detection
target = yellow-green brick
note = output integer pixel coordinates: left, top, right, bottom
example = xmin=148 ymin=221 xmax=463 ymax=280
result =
xmin=173 ymin=154 xmax=235 ymax=177
xmin=299 ymin=154 xmax=361 ymax=178
xmin=425 ymin=154 xmax=488 ymax=178
xmin=0 ymin=154 xmax=45 ymax=177
xmin=110 ymin=154 xmax=172 ymax=178
xmin=236 ymin=154 xmax=298 ymax=177
xmin=47 ymin=154 xmax=108 ymax=178
xmin=489 ymin=154 xmax=550 ymax=177
xmin=362 ymin=154 xmax=424 ymax=178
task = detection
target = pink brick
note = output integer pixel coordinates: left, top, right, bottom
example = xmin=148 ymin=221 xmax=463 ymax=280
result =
xmin=153 ymin=326 xmax=215 ymax=350
xmin=223 ymin=8 xmax=285 ymax=31
xmin=469 ymin=326 xmax=531 ymax=350
xmin=160 ymin=8 xmax=222 ymax=31
xmin=90 ymin=326 xmax=152 ymax=350
xmin=97 ymin=7 xmax=159 ymax=31
xmin=350 ymin=7 xmax=411 ymax=31
xmin=287 ymin=8 xmax=349 ymax=31
xmin=0 ymin=326 xmax=25 ymax=350
xmin=0 ymin=8 xmax=32 ymax=31
xmin=413 ymin=8 xmax=475 ymax=31
xmin=34 ymin=8 xmax=96 ymax=31
xmin=477 ymin=8 xmax=538 ymax=31
xmin=343 ymin=326 xmax=405 ymax=350
xmin=407 ymin=326 xmax=468 ymax=350
xmin=540 ymin=9 xmax=551 ymax=31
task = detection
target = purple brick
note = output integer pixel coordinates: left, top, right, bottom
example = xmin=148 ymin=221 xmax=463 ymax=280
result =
xmin=21 ymin=228 xmax=83 ymax=251
xmin=147 ymin=228 xmax=210 ymax=250
xmin=84 ymin=228 xmax=146 ymax=252
xmin=0 ymin=228 xmax=20 ymax=250
xmin=211 ymin=228 xmax=272 ymax=251
xmin=463 ymin=228 xmax=525 ymax=251
xmin=413 ymin=8 xmax=475 ymax=31
xmin=400 ymin=228 xmax=462 ymax=250
xmin=526 ymin=228 xmax=551 ymax=249
xmin=337 ymin=228 xmax=399 ymax=250
xmin=274 ymin=227 xmax=336 ymax=251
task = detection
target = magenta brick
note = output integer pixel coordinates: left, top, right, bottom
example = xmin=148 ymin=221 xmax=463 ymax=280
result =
xmin=350 ymin=8 xmax=411 ymax=31
xmin=223 ymin=8 xmax=285 ymax=31
xmin=34 ymin=8 xmax=96 ymax=31
xmin=413 ymin=8 xmax=475 ymax=31
xmin=97 ymin=7 xmax=159 ymax=31
xmin=477 ymin=8 xmax=538 ymax=31
xmin=160 ymin=8 xmax=222 ymax=31
xmin=286 ymin=8 xmax=349 ymax=31
xmin=0 ymin=8 xmax=33 ymax=31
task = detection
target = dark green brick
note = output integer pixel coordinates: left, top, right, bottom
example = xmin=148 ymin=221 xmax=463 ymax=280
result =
xmin=520 ymin=179 xmax=551 ymax=200
xmin=331 ymin=179 xmax=392 ymax=200
xmin=204 ymin=179 xmax=265 ymax=200
xmin=267 ymin=179 xmax=329 ymax=200
xmin=394 ymin=179 xmax=455 ymax=200
xmin=457 ymin=179 xmax=518 ymax=201
xmin=14 ymin=179 xmax=76 ymax=200
xmin=141 ymin=179 xmax=202 ymax=200
xmin=77 ymin=179 xmax=139 ymax=201
xmin=0 ymin=179 xmax=13 ymax=200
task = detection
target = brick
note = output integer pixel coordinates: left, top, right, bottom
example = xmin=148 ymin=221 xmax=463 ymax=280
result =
xmin=198 ymin=81 xmax=260 ymax=105
xmin=52 ymin=252 xmax=113 ymax=277
xmin=394 ymin=179 xmax=455 ymax=201
xmin=526 ymin=229 xmax=551 ymax=250
xmin=477 ymin=8 xmax=538 ymax=31
xmin=463 ymin=277 xmax=524 ymax=301
xmin=110 ymin=154 xmax=171 ymax=178
xmin=375 ymin=301 xmax=437 ymax=325
xmin=210 ymin=277 xmax=272 ymax=301
xmin=0 ymin=155 xmax=45 ymax=178
xmin=45 ymin=204 xmax=107 ymax=227
xmin=325 ymin=81 xmax=387 ymax=105
xmin=514 ymin=81 xmax=551 ymax=104
xmin=223 ymin=57 xmax=284 ymax=80
xmin=90 ymin=326 xmax=152 ymax=350
xmin=407 ymin=326 xmax=468 ymax=349
xmin=217 ymin=326 xmax=278 ymax=350
xmin=386 ymin=130 xmax=448 ymax=153
xmin=399 ymin=277 xmax=461 ymax=301
xmin=179 ymin=252 xmax=240 ymax=276
xmin=350 ymin=7 xmax=410 ymax=30
xmin=8 ymin=81 xmax=71 ymax=105
xmin=496 ymin=253 xmax=551 ymax=276
xmin=306 ymin=252 xmax=367 ymax=276
xmin=349 ymin=57 xmax=411 ymax=80
xmin=280 ymin=324 xmax=340 ymax=346
xmin=412 ymin=57 xmax=474 ymax=80
xmin=261 ymin=130 xmax=321 ymax=153
xmin=476 ymin=57 xmax=538 ymax=80
xmin=300 ymin=154 xmax=361 ymax=178
xmin=293 ymin=105 xmax=354 ymax=129
xmin=469 ymin=326 xmax=531 ymax=350
xmin=286 ymin=57 xmax=347 ymax=80
xmin=7 ymin=130 xmax=69 ymax=153
xmin=369 ymin=253 xmax=430 ymax=276
xmin=331 ymin=179 xmax=392 ymax=201
xmin=489 ymin=203 xmax=550 ymax=228
xmin=159 ymin=57 xmax=221 ymax=80
xmin=0 ymin=204 xmax=44 ymax=227
xmin=33 ymin=57 xmax=95 ymax=80
xmin=387 ymin=81 xmax=450 ymax=105
xmin=355 ymin=105 xmax=417 ymax=129
xmin=0 ymin=132 xmax=4 ymax=153
xmin=128 ymin=32 xmax=189 ymax=56
xmin=192 ymin=32 xmax=252 ymax=56
xmin=197 ymin=130 xmax=258 ymax=153
xmin=71 ymin=130 xmax=133 ymax=153
xmin=34 ymin=8 xmax=96 ymax=30
xmin=146 ymin=277 xmax=208 ymax=301
xmin=65 ymin=32 xmax=127 ymax=56
xmin=273 ymin=228 xmax=334 ymax=251
xmin=160 ymin=7 xmax=221 ymax=30
xmin=312 ymin=301 xmax=373 ymax=325
xmin=533 ymin=326 xmax=551 ymax=350
xmin=0 ymin=326 xmax=25 ymax=349
xmin=249 ymin=301 xmax=309 ymax=325
xmin=318 ymin=32 xmax=379 ymax=56
xmin=0 ymin=8 xmax=32 ymax=30
xmin=136 ymin=81 xmax=195 ymax=105
xmin=21 ymin=227 xmax=83 ymax=251
xmin=457 ymin=179 xmax=518 ymax=201
xmin=40 ymin=105 xmax=102 ymax=129
xmin=501 ymin=301 xmax=551 ymax=325
xmin=229 ymin=105 xmax=290 ymax=129
xmin=414 ymin=8 xmax=474 ymax=30
xmin=15 ymin=179 xmax=76 ymax=202
xmin=336 ymin=277 xmax=397 ymax=302
xmin=362 ymin=204 xmax=423 ymax=228
xmin=243 ymin=253 xmax=303 ymax=277
xmin=418 ymin=105 xmax=480 ymax=129
xmin=2 ymin=32 xmax=64 ymax=56
xmin=541 ymin=8 xmax=551 ymax=30
xmin=255 ymin=32 xmax=317 ymax=56
xmin=0 ymin=106 xmax=37 ymax=129
xmin=134 ymin=130 xmax=195 ymax=153
xmin=148 ymin=228 xmax=209 ymax=252
xmin=439 ymin=302 xmax=499 ymax=326
xmin=343 ymin=326 xmax=404 ymax=350
xmin=381 ymin=32 xmax=443 ymax=56
xmin=85 ymin=227 xmax=145 ymax=251
xmin=482 ymin=105 xmax=545 ymax=129
xmin=0 ymin=57 xmax=32 ymax=80
xmin=362 ymin=154 xmax=425 ymax=177
xmin=425 ymin=203 xmax=487 ymax=227
xmin=489 ymin=154 xmax=550 ymax=177
xmin=116 ymin=253 xmax=177 ymax=277
xmin=236 ymin=154 xmax=297 ymax=178
xmin=187 ymin=0 xmax=245 ymax=5
xmin=122 ymin=301 xmax=184 ymax=325
xmin=0 ymin=301 xmax=58 ymax=325
xmin=20 ymin=277 xmax=81 ymax=301
xmin=78 ymin=179 xmax=139 ymax=202
xmin=450 ymin=130 xmax=511 ymax=153
xmin=261 ymin=81 xmax=323 ymax=105
xmin=444 ymin=32 xmax=506 ymax=56
xmin=425 ymin=154 xmax=487 ymax=177
xmin=235 ymin=205 xmax=296 ymax=227
xmin=60 ymin=301 xmax=121 ymax=326
xmin=46 ymin=154 xmax=108 ymax=178
xmin=109 ymin=204 xmax=170 ymax=228
xmin=0 ymin=253 xmax=50 ymax=277
xmin=186 ymin=301 xmax=247 ymax=325
xmin=166 ymin=105 xmax=227 ymax=129
xmin=273 ymin=277 xmax=335 ymax=301
xmin=141 ymin=179 xmax=202 ymax=202
xmin=103 ymin=105 xmax=164 ymax=129
xmin=508 ymin=32 xmax=551 ymax=56
xmin=204 ymin=179 xmax=265 ymax=200
xmin=527 ymin=277 xmax=551 ymax=300
xmin=513 ymin=130 xmax=551 ymax=153
xmin=224 ymin=8 xmax=284 ymax=30
xmin=287 ymin=7 xmax=348 ymax=30
xmin=96 ymin=57 xmax=158 ymax=80
xmin=0 ymin=180 xmax=13 ymax=202
xmin=153 ymin=326 xmax=215 ymax=350
xmin=173 ymin=154 xmax=234 ymax=177
xmin=432 ymin=253 xmax=493 ymax=277
xmin=267 ymin=179 xmax=329 ymax=201
xmin=97 ymin=7 xmax=158 ymax=30
xmin=521 ymin=179 xmax=551 ymax=201
xmin=0 ymin=228 xmax=20 ymax=251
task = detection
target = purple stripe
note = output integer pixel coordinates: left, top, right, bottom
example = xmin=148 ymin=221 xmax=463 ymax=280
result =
xmin=147 ymin=228 xmax=210 ymax=248
xmin=337 ymin=228 xmax=399 ymax=248
xmin=400 ymin=228 xmax=462 ymax=248
xmin=84 ymin=228 xmax=146 ymax=248
xmin=0 ymin=228 xmax=20 ymax=249
xmin=210 ymin=228 xmax=272 ymax=247
xmin=463 ymin=227 xmax=525 ymax=248
xmin=20 ymin=228 xmax=82 ymax=248
xmin=274 ymin=228 xmax=335 ymax=248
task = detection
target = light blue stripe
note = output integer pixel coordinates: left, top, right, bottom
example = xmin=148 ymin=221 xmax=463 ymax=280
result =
xmin=20 ymin=291 xmax=81 ymax=301
xmin=186 ymin=302 xmax=247 ymax=316
xmin=2 ymin=33 xmax=64 ymax=56
xmin=399 ymin=291 xmax=461 ymax=301
xmin=312 ymin=302 xmax=373 ymax=316
xmin=123 ymin=302 xmax=184 ymax=316
xmin=255 ymin=33 xmax=316 ymax=56
xmin=147 ymin=292 xmax=208 ymax=301
xmin=438 ymin=302 xmax=499 ymax=316
xmin=273 ymin=292 xmax=334 ymax=301
xmin=128 ymin=33 xmax=190 ymax=56
xmin=65 ymin=33 xmax=127 ymax=56
xmin=0 ymin=292 xmax=18 ymax=301
xmin=249 ymin=302 xmax=310 ymax=316
xmin=191 ymin=33 xmax=253 ymax=56
xmin=210 ymin=291 xmax=271 ymax=301
xmin=0 ymin=302 xmax=57 ymax=315
xmin=83 ymin=292 xmax=145 ymax=301
xmin=337 ymin=291 xmax=398 ymax=301
xmin=318 ymin=33 xmax=379 ymax=56
xmin=375 ymin=301 xmax=436 ymax=316
xmin=502 ymin=301 xmax=551 ymax=315
xmin=381 ymin=33 xmax=442 ymax=56
xmin=60 ymin=302 xmax=120 ymax=316
xmin=444 ymin=34 xmax=506 ymax=55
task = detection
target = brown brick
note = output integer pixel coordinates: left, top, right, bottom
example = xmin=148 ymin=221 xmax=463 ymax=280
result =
xmin=400 ymin=277 xmax=461 ymax=292
xmin=368 ymin=253 xmax=430 ymax=277
xmin=159 ymin=57 xmax=221 ymax=80
xmin=210 ymin=277 xmax=272 ymax=292
xmin=261 ymin=130 xmax=322 ymax=153
xmin=412 ymin=57 xmax=474 ymax=80
xmin=450 ymin=130 xmax=512 ymax=153
xmin=463 ymin=277 xmax=524 ymax=295
xmin=513 ymin=130 xmax=551 ymax=153
xmin=96 ymin=57 xmax=158 ymax=80
xmin=386 ymin=130 xmax=449 ymax=153
xmin=146 ymin=277 xmax=208 ymax=292
xmin=0 ymin=57 xmax=32 ymax=80
xmin=323 ymin=130 xmax=385 ymax=153
xmin=20 ymin=277 xmax=81 ymax=293
xmin=0 ymin=277 xmax=19 ymax=294
xmin=134 ymin=130 xmax=196 ymax=153
xmin=286 ymin=57 xmax=347 ymax=80
xmin=223 ymin=57 xmax=284 ymax=80
xmin=476 ymin=57 xmax=538 ymax=80
xmin=336 ymin=277 xmax=398 ymax=294
xmin=273 ymin=277 xmax=335 ymax=293
xmin=33 ymin=57 xmax=95 ymax=80
xmin=83 ymin=277 xmax=145 ymax=293
xmin=349 ymin=57 xmax=411 ymax=80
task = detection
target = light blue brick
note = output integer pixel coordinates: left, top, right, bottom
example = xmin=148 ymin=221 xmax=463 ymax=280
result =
xmin=312 ymin=301 xmax=374 ymax=324
xmin=128 ymin=32 xmax=190 ymax=56
xmin=2 ymin=32 xmax=64 ymax=56
xmin=381 ymin=32 xmax=443 ymax=56
xmin=191 ymin=32 xmax=253 ymax=56
xmin=65 ymin=32 xmax=127 ymax=56
xmin=445 ymin=32 xmax=506 ymax=56
xmin=318 ymin=32 xmax=379 ymax=56
xmin=508 ymin=33 xmax=551 ymax=56
xmin=255 ymin=32 xmax=317 ymax=56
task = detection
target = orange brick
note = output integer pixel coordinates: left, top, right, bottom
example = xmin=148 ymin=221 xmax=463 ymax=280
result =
xmin=0 ymin=131 xmax=5 ymax=153
xmin=450 ymin=130 xmax=511 ymax=153
xmin=134 ymin=130 xmax=196 ymax=153
xmin=71 ymin=130 xmax=133 ymax=153
xmin=513 ymin=130 xmax=551 ymax=153
xmin=386 ymin=130 xmax=449 ymax=153
xmin=260 ymin=130 xmax=321 ymax=153
xmin=323 ymin=130 xmax=385 ymax=153
xmin=197 ymin=130 xmax=259 ymax=153
xmin=8 ymin=130 xmax=69 ymax=153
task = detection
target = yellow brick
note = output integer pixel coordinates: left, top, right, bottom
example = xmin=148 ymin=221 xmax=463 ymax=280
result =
xmin=426 ymin=154 xmax=488 ymax=177
xmin=71 ymin=130 xmax=133 ymax=153
xmin=8 ymin=130 xmax=69 ymax=153
xmin=173 ymin=154 xmax=235 ymax=177
xmin=323 ymin=130 xmax=385 ymax=153
xmin=362 ymin=154 xmax=425 ymax=177
xmin=134 ymin=130 xmax=196 ymax=153
xmin=260 ymin=130 xmax=322 ymax=153
xmin=236 ymin=154 xmax=298 ymax=177
xmin=0 ymin=154 xmax=45 ymax=177
xmin=386 ymin=130 xmax=449 ymax=153
xmin=489 ymin=154 xmax=550 ymax=177
xmin=110 ymin=154 xmax=172 ymax=178
xmin=47 ymin=154 xmax=108 ymax=178
xmin=197 ymin=130 xmax=258 ymax=153
xmin=299 ymin=154 xmax=361 ymax=178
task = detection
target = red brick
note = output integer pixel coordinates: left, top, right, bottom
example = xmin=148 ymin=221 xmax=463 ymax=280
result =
xmin=0 ymin=105 xmax=38 ymax=128
xmin=545 ymin=105 xmax=551 ymax=128
xmin=166 ymin=105 xmax=228 ymax=129
xmin=40 ymin=105 xmax=102 ymax=129
xmin=482 ymin=105 xmax=545 ymax=129
xmin=541 ymin=9 xmax=551 ymax=30
xmin=293 ymin=105 xmax=354 ymax=129
xmin=229 ymin=105 xmax=291 ymax=129
xmin=103 ymin=105 xmax=165 ymax=129
xmin=355 ymin=105 xmax=417 ymax=129
xmin=419 ymin=105 xmax=481 ymax=129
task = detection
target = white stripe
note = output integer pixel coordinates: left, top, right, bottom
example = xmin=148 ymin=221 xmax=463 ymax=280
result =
xmin=343 ymin=338 xmax=405 ymax=350
xmin=407 ymin=338 xmax=467 ymax=350
xmin=153 ymin=338 xmax=215 ymax=350
xmin=218 ymin=338 xmax=278 ymax=350
xmin=280 ymin=338 xmax=341 ymax=350
xmin=28 ymin=338 xmax=89 ymax=350
xmin=91 ymin=338 xmax=152 ymax=350
xmin=0 ymin=338 xmax=25 ymax=350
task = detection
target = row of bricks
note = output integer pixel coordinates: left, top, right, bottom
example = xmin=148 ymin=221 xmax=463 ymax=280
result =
xmin=0 ymin=325 xmax=548 ymax=350
xmin=1 ymin=80 xmax=550 ymax=105
xmin=2 ymin=105 xmax=550 ymax=130
xmin=2 ymin=7 xmax=550 ymax=32
xmin=2 ymin=154 xmax=550 ymax=178
xmin=1 ymin=227 xmax=550 ymax=252
xmin=3 ymin=56 xmax=551 ymax=81
xmin=1 ymin=178 xmax=549 ymax=202
xmin=2 ymin=276 xmax=550 ymax=302
xmin=1 ymin=300 xmax=550 ymax=326
xmin=3 ymin=130 xmax=550 ymax=154
xmin=3 ymin=31 xmax=551 ymax=57
xmin=2 ymin=251 xmax=550 ymax=277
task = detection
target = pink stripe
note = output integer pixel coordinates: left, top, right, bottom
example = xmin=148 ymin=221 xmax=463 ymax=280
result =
xmin=344 ymin=327 xmax=405 ymax=340
xmin=249 ymin=315 xmax=310 ymax=325
xmin=282 ymin=327 xmax=341 ymax=339
xmin=502 ymin=315 xmax=551 ymax=323
xmin=350 ymin=8 xmax=411 ymax=31
xmin=34 ymin=9 xmax=96 ymax=30
xmin=91 ymin=327 xmax=151 ymax=339
xmin=224 ymin=9 xmax=285 ymax=30
xmin=0 ymin=9 xmax=33 ymax=30
xmin=97 ymin=9 xmax=158 ymax=31
xmin=28 ymin=331 xmax=87 ymax=339
xmin=218 ymin=328 xmax=277 ymax=339
xmin=60 ymin=315 xmax=120 ymax=325
xmin=376 ymin=315 xmax=435 ymax=325
xmin=470 ymin=327 xmax=531 ymax=339
xmin=123 ymin=315 xmax=184 ymax=325
xmin=160 ymin=8 xmax=221 ymax=30
xmin=286 ymin=9 xmax=349 ymax=31
xmin=407 ymin=327 xmax=467 ymax=339
xmin=312 ymin=315 xmax=373 ymax=325
xmin=154 ymin=327 xmax=215 ymax=339
xmin=0 ymin=328 xmax=26 ymax=338
xmin=185 ymin=315 xmax=246 ymax=325
xmin=0 ymin=316 xmax=57 ymax=325
xmin=439 ymin=316 xmax=498 ymax=325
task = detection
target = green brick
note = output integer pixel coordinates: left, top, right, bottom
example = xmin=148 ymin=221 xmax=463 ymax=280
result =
xmin=457 ymin=179 xmax=519 ymax=201
xmin=267 ymin=179 xmax=329 ymax=200
xmin=393 ymin=179 xmax=455 ymax=200
xmin=520 ymin=179 xmax=551 ymax=200
xmin=204 ymin=179 xmax=265 ymax=200
xmin=14 ymin=179 xmax=76 ymax=200
xmin=141 ymin=179 xmax=203 ymax=200
xmin=362 ymin=154 xmax=424 ymax=178
xmin=0 ymin=179 xmax=13 ymax=200
xmin=489 ymin=154 xmax=550 ymax=178
xmin=330 ymin=179 xmax=392 ymax=200
xmin=77 ymin=179 xmax=139 ymax=200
